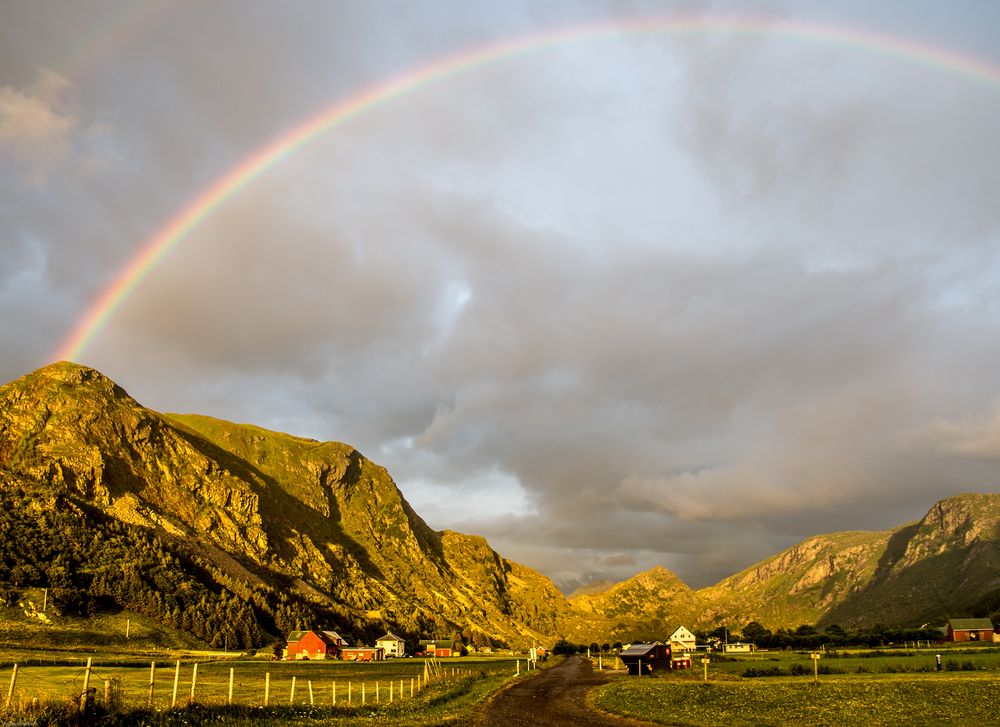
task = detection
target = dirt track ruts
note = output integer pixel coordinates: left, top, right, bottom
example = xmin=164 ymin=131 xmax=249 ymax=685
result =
xmin=475 ymin=655 xmax=658 ymax=726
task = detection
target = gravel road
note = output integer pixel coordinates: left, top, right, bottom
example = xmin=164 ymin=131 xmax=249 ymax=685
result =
xmin=474 ymin=655 xmax=658 ymax=726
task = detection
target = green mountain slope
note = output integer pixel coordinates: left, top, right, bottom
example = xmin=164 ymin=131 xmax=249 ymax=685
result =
xmin=0 ymin=362 xmax=571 ymax=648
xmin=569 ymin=566 xmax=702 ymax=641
xmin=595 ymin=495 xmax=1000 ymax=634
xmin=819 ymin=494 xmax=1000 ymax=628
xmin=698 ymin=529 xmax=891 ymax=629
xmin=1 ymin=362 xmax=997 ymax=647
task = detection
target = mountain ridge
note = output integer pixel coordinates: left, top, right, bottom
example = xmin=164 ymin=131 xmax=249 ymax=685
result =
xmin=1 ymin=362 xmax=998 ymax=647
xmin=0 ymin=362 xmax=577 ymax=648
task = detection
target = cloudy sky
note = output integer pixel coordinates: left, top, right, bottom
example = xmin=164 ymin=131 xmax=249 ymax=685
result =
xmin=3 ymin=0 xmax=1000 ymax=591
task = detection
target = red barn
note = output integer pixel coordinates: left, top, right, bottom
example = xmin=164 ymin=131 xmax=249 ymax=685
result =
xmin=285 ymin=630 xmax=345 ymax=660
xmin=418 ymin=639 xmax=458 ymax=657
xmin=946 ymin=618 xmax=995 ymax=642
xmin=340 ymin=646 xmax=384 ymax=662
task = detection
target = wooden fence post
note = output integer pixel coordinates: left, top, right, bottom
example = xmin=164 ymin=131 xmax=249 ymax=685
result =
xmin=80 ymin=657 xmax=93 ymax=712
xmin=264 ymin=672 xmax=270 ymax=706
xmin=228 ymin=667 xmax=234 ymax=705
xmin=147 ymin=662 xmax=155 ymax=707
xmin=362 ymin=682 xmax=365 ymax=705
xmin=289 ymin=675 xmax=296 ymax=705
xmin=348 ymin=681 xmax=351 ymax=704
xmin=103 ymin=679 xmax=111 ymax=707
xmin=190 ymin=663 xmax=198 ymax=704
xmin=332 ymin=680 xmax=336 ymax=705
xmin=171 ymin=661 xmax=180 ymax=707
xmin=6 ymin=663 xmax=18 ymax=709
xmin=308 ymin=680 xmax=314 ymax=706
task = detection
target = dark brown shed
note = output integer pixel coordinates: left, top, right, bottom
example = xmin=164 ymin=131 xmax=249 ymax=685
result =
xmin=619 ymin=642 xmax=671 ymax=675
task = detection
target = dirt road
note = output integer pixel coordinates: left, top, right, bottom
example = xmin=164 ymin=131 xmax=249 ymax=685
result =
xmin=475 ymin=655 xmax=657 ymax=726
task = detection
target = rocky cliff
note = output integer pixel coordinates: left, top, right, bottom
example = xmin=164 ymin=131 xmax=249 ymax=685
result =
xmin=0 ymin=362 xmax=572 ymax=648
xmin=1 ymin=362 xmax=998 ymax=645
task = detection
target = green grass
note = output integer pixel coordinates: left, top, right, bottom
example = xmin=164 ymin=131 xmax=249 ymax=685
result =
xmin=591 ymin=673 xmax=1000 ymax=726
xmin=0 ymin=654 xmax=539 ymax=725
xmin=0 ymin=592 xmax=211 ymax=660
xmin=701 ymin=646 xmax=1000 ymax=678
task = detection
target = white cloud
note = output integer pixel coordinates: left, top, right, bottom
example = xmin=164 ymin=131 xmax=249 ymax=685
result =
xmin=0 ymin=69 xmax=77 ymax=182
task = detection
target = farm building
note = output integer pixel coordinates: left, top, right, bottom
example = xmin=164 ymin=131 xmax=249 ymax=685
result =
xmin=946 ymin=618 xmax=996 ymax=642
xmin=724 ymin=642 xmax=755 ymax=654
xmin=376 ymin=632 xmax=407 ymax=657
xmin=418 ymin=639 xmax=458 ymax=657
xmin=341 ymin=646 xmax=385 ymax=661
xmin=619 ymin=642 xmax=671 ymax=675
xmin=667 ymin=626 xmax=697 ymax=652
xmin=284 ymin=630 xmax=345 ymax=660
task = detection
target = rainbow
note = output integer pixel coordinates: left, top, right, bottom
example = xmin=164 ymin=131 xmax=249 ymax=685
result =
xmin=54 ymin=14 xmax=1000 ymax=362
xmin=46 ymin=0 xmax=180 ymax=100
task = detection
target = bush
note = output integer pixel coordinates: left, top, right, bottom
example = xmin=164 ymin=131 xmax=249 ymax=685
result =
xmin=742 ymin=666 xmax=786 ymax=677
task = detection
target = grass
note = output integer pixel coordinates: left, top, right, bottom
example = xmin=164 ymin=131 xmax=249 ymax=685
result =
xmin=700 ymin=646 xmax=1000 ymax=678
xmin=0 ymin=654 xmax=543 ymax=725
xmin=591 ymin=649 xmax=1000 ymax=726
xmin=593 ymin=675 xmax=999 ymax=726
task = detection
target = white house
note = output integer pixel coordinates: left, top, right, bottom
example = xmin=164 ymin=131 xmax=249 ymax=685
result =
xmin=723 ymin=642 xmax=755 ymax=654
xmin=668 ymin=626 xmax=697 ymax=652
xmin=376 ymin=632 xmax=407 ymax=657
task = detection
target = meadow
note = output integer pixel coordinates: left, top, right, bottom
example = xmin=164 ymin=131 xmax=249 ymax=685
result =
xmin=592 ymin=647 xmax=1000 ymax=726
xmin=0 ymin=650 xmax=539 ymax=725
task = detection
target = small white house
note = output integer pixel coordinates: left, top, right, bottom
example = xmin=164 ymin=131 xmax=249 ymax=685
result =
xmin=668 ymin=626 xmax=697 ymax=652
xmin=376 ymin=632 xmax=407 ymax=657
xmin=723 ymin=642 xmax=755 ymax=654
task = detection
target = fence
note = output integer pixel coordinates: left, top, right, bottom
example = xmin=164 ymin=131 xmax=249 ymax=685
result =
xmin=0 ymin=656 xmax=515 ymax=719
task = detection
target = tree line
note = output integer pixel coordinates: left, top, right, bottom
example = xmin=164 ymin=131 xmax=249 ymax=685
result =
xmin=0 ymin=480 xmax=350 ymax=649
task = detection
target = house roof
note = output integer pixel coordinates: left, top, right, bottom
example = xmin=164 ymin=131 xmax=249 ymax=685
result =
xmin=376 ymin=632 xmax=405 ymax=642
xmin=286 ymin=629 xmax=346 ymax=646
xmin=620 ymin=642 xmax=664 ymax=658
xmin=949 ymin=618 xmax=995 ymax=631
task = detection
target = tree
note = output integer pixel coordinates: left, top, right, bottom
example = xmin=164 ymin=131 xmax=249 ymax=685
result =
xmin=743 ymin=621 xmax=771 ymax=645
xmin=552 ymin=639 xmax=576 ymax=655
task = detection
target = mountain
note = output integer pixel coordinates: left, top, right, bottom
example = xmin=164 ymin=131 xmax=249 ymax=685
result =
xmin=697 ymin=529 xmax=891 ymax=629
xmin=0 ymin=362 xmax=573 ymax=649
xmin=698 ymin=494 xmax=1000 ymax=631
xmin=584 ymin=495 xmax=1000 ymax=635
xmin=1 ymin=362 xmax=998 ymax=647
xmin=569 ymin=566 xmax=702 ymax=641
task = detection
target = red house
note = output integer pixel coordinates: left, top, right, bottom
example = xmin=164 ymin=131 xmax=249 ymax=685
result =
xmin=946 ymin=618 xmax=995 ymax=642
xmin=285 ymin=630 xmax=346 ymax=660
xmin=340 ymin=646 xmax=385 ymax=662
xmin=418 ymin=639 xmax=458 ymax=657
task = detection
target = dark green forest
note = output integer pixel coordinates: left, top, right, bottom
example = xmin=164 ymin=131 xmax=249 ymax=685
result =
xmin=0 ymin=479 xmax=351 ymax=649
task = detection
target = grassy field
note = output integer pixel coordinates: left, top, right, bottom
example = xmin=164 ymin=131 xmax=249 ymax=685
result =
xmin=591 ymin=647 xmax=1000 ymax=726
xmin=0 ymin=654 xmax=543 ymax=725
xmin=701 ymin=646 xmax=1000 ymax=677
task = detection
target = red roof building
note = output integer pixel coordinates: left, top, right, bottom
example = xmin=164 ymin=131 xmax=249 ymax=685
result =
xmin=285 ymin=630 xmax=345 ymax=660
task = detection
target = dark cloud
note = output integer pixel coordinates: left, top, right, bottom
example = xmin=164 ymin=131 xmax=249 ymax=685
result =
xmin=3 ymin=1 xmax=1000 ymax=590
